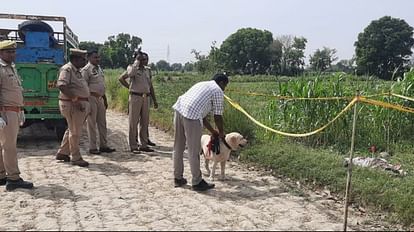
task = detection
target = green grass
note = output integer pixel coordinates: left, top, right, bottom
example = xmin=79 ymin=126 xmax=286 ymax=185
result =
xmin=104 ymin=70 xmax=414 ymax=227
xmin=241 ymin=140 xmax=414 ymax=225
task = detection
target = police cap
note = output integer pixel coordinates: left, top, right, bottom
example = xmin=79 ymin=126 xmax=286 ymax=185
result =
xmin=69 ymin=48 xmax=87 ymax=57
xmin=0 ymin=40 xmax=17 ymax=50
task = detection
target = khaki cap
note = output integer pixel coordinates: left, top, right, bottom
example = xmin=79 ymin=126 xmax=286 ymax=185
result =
xmin=69 ymin=48 xmax=87 ymax=56
xmin=0 ymin=40 xmax=17 ymax=50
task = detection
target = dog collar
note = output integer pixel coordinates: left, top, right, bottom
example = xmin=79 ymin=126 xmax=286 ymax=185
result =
xmin=222 ymin=138 xmax=234 ymax=151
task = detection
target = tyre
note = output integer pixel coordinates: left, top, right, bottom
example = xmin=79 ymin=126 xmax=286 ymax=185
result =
xmin=18 ymin=20 xmax=54 ymax=41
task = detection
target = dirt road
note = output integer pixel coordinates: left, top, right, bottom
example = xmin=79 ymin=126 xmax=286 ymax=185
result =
xmin=0 ymin=111 xmax=392 ymax=230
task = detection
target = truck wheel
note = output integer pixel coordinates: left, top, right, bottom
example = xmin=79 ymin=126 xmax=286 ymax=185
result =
xmin=18 ymin=20 xmax=54 ymax=41
xmin=55 ymin=126 xmax=66 ymax=141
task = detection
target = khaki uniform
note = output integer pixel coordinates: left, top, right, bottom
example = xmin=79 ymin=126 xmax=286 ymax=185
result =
xmin=81 ymin=62 xmax=108 ymax=150
xmin=138 ymin=66 xmax=153 ymax=143
xmin=0 ymin=58 xmax=23 ymax=180
xmin=126 ymin=61 xmax=152 ymax=150
xmin=57 ymin=62 xmax=90 ymax=161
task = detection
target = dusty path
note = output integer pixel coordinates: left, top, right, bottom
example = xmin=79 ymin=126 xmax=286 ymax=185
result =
xmin=0 ymin=110 xmax=393 ymax=231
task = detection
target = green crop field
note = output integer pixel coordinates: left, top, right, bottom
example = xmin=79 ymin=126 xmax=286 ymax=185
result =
xmin=105 ymin=69 xmax=414 ymax=227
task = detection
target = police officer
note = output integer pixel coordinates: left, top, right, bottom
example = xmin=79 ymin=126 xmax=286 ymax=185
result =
xmin=82 ymin=50 xmax=115 ymax=155
xmin=0 ymin=40 xmax=34 ymax=191
xmin=55 ymin=48 xmax=90 ymax=167
xmin=137 ymin=52 xmax=156 ymax=147
xmin=119 ymin=51 xmax=158 ymax=153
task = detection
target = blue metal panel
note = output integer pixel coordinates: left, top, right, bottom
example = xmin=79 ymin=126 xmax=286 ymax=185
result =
xmin=25 ymin=31 xmax=50 ymax=48
xmin=16 ymin=48 xmax=64 ymax=64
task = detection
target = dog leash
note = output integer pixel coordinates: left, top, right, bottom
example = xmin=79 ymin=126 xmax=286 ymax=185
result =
xmin=207 ymin=135 xmax=233 ymax=156
xmin=221 ymin=137 xmax=233 ymax=151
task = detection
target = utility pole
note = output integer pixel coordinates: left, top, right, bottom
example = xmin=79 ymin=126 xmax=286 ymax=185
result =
xmin=167 ymin=44 xmax=170 ymax=63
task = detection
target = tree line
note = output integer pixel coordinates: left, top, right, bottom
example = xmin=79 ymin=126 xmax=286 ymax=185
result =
xmin=80 ymin=16 xmax=414 ymax=80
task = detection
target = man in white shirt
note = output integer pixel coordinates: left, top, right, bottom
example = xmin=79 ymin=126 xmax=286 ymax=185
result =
xmin=172 ymin=73 xmax=228 ymax=191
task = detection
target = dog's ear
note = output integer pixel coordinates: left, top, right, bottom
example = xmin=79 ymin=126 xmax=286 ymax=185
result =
xmin=231 ymin=136 xmax=237 ymax=145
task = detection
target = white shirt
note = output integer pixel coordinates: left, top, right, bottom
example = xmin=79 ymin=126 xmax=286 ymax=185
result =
xmin=173 ymin=80 xmax=224 ymax=120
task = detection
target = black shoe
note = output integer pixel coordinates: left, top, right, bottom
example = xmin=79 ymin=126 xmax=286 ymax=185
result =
xmin=56 ymin=153 xmax=70 ymax=162
xmin=192 ymin=179 xmax=215 ymax=192
xmin=99 ymin=147 xmax=116 ymax=153
xmin=131 ymin=148 xmax=141 ymax=154
xmin=0 ymin=178 xmax=6 ymax=186
xmin=147 ymin=140 xmax=156 ymax=146
xmin=71 ymin=159 xmax=89 ymax=167
xmin=174 ymin=178 xmax=188 ymax=187
xmin=6 ymin=178 xmax=34 ymax=191
xmin=89 ymin=149 xmax=101 ymax=155
xmin=139 ymin=147 xmax=154 ymax=152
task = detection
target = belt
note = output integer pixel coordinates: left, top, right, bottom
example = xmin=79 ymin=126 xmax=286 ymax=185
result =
xmin=0 ymin=106 xmax=22 ymax=112
xmin=90 ymin=92 xmax=102 ymax=98
xmin=59 ymin=97 xmax=89 ymax=102
xmin=130 ymin=92 xmax=149 ymax=97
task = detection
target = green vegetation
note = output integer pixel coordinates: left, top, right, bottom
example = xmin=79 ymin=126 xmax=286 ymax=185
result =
xmin=105 ymin=69 xmax=414 ymax=226
xmin=355 ymin=16 xmax=414 ymax=80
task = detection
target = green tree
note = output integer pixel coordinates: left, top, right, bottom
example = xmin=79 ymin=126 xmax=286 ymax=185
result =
xmin=79 ymin=41 xmax=103 ymax=53
xmin=331 ymin=59 xmax=356 ymax=74
xmin=156 ymin=60 xmax=171 ymax=71
xmin=149 ymin=63 xmax=158 ymax=74
xmin=183 ymin=62 xmax=194 ymax=72
xmin=218 ymin=28 xmax=273 ymax=74
xmin=191 ymin=49 xmax=211 ymax=74
xmin=309 ymin=47 xmax=337 ymax=72
xmin=277 ymin=35 xmax=308 ymax=76
xmin=171 ymin=63 xmax=183 ymax=71
xmin=103 ymin=33 xmax=142 ymax=68
xmin=268 ymin=39 xmax=283 ymax=75
xmin=355 ymin=16 xmax=414 ymax=80
xmin=79 ymin=41 xmax=113 ymax=68
xmin=99 ymin=46 xmax=113 ymax=68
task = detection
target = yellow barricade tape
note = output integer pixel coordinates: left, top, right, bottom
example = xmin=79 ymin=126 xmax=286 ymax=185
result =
xmin=224 ymin=95 xmax=357 ymax=137
xmin=224 ymin=92 xmax=414 ymax=138
xmin=226 ymin=89 xmax=350 ymax=100
xmin=391 ymin=93 xmax=414 ymax=102
xmin=226 ymin=89 xmax=392 ymax=101
xmin=365 ymin=92 xmax=391 ymax=98
xmin=358 ymin=97 xmax=414 ymax=114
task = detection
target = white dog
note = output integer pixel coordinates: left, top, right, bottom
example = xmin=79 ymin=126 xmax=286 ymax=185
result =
xmin=201 ymin=132 xmax=248 ymax=181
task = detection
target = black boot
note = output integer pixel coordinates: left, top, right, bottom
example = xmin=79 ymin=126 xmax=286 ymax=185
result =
xmin=0 ymin=177 xmax=6 ymax=186
xmin=147 ymin=140 xmax=156 ymax=146
xmin=192 ymin=179 xmax=215 ymax=191
xmin=99 ymin=147 xmax=116 ymax=153
xmin=6 ymin=178 xmax=34 ymax=191
xmin=174 ymin=178 xmax=188 ymax=187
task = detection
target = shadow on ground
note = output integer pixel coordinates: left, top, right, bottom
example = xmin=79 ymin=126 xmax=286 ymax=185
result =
xmin=18 ymin=184 xmax=89 ymax=201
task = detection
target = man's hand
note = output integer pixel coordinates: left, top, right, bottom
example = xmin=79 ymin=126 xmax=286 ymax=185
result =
xmin=0 ymin=117 xmax=6 ymax=129
xmin=103 ymin=95 xmax=108 ymax=109
xmin=219 ymin=131 xmax=225 ymax=139
xmin=211 ymin=130 xmax=219 ymax=138
xmin=18 ymin=111 xmax=25 ymax=126
xmin=134 ymin=59 xmax=141 ymax=66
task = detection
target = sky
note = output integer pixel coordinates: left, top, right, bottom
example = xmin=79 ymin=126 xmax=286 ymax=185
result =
xmin=2 ymin=0 xmax=414 ymax=65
